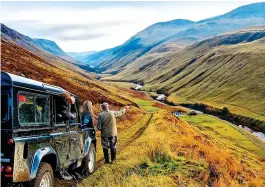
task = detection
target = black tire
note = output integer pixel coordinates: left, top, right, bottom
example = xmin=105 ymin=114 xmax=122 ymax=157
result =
xmin=33 ymin=162 xmax=54 ymax=187
xmin=83 ymin=143 xmax=96 ymax=176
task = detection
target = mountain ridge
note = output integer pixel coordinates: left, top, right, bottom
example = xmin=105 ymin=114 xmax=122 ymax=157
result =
xmin=1 ymin=27 xmax=133 ymax=106
xmin=67 ymin=51 xmax=97 ymax=62
xmin=1 ymin=23 xmax=77 ymax=64
xmin=85 ymin=2 xmax=265 ymax=74
xmin=108 ymin=25 xmax=265 ymax=118
xmin=84 ymin=18 xmax=196 ymax=70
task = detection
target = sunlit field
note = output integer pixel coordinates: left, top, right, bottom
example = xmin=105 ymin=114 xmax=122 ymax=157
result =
xmin=77 ymin=86 xmax=265 ymax=187
xmin=168 ymin=94 xmax=265 ymax=121
xmin=81 ymin=109 xmax=265 ymax=187
xmin=102 ymin=81 xmax=135 ymax=89
xmin=180 ymin=114 xmax=265 ymax=157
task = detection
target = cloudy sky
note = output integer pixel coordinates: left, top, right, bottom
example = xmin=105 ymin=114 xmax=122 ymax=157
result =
xmin=1 ymin=1 xmax=255 ymax=52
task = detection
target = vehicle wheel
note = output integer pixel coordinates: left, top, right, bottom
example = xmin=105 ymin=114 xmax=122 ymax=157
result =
xmin=33 ymin=162 xmax=54 ymax=187
xmin=83 ymin=144 xmax=96 ymax=176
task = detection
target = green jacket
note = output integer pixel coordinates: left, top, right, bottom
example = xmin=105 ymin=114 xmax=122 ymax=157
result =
xmin=97 ymin=109 xmax=126 ymax=138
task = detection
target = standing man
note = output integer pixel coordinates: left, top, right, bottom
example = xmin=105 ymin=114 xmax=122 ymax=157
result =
xmin=97 ymin=103 xmax=128 ymax=164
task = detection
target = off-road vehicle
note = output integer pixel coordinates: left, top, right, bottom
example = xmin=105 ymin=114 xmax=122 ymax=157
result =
xmin=1 ymin=72 xmax=96 ymax=186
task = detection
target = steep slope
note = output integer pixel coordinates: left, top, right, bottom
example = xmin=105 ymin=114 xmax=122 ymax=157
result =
xmin=34 ymin=38 xmax=76 ymax=63
xmin=1 ymin=28 xmax=134 ymax=107
xmin=67 ymin=51 xmax=97 ymax=62
xmin=89 ymin=2 xmax=265 ymax=74
xmin=84 ymin=19 xmax=195 ymax=72
xmin=111 ymin=26 xmax=265 ymax=117
xmin=1 ymin=23 xmax=77 ymax=64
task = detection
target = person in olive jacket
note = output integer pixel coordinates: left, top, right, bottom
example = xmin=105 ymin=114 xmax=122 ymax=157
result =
xmin=97 ymin=102 xmax=128 ymax=164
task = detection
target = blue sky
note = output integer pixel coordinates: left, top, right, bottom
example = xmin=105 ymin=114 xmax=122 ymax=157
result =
xmin=1 ymin=1 xmax=255 ymax=52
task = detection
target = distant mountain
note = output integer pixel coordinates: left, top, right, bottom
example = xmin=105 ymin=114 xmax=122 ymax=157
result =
xmin=155 ymin=2 xmax=265 ymax=51
xmin=67 ymin=51 xmax=97 ymax=62
xmin=34 ymin=38 xmax=76 ymax=63
xmin=1 ymin=23 xmax=76 ymax=63
xmin=214 ymin=2 xmax=265 ymax=19
xmin=34 ymin=39 xmax=67 ymax=56
xmin=1 ymin=30 xmax=132 ymax=106
xmin=88 ymin=2 xmax=265 ymax=74
xmin=1 ymin=23 xmax=42 ymax=53
xmin=109 ymin=26 xmax=265 ymax=116
xmin=84 ymin=19 xmax=195 ymax=71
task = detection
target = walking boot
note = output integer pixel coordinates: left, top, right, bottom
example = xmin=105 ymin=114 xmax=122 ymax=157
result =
xmin=103 ymin=148 xmax=110 ymax=164
xmin=110 ymin=148 xmax=116 ymax=163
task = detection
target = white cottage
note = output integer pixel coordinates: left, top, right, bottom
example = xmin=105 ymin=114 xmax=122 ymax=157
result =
xmin=156 ymin=94 xmax=166 ymax=101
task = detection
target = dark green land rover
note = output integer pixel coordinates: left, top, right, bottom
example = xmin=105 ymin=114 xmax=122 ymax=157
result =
xmin=1 ymin=72 xmax=97 ymax=187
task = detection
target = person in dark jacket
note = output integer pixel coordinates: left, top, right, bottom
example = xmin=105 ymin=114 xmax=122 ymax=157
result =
xmin=81 ymin=100 xmax=96 ymax=128
xmin=57 ymin=92 xmax=76 ymax=122
xmin=97 ymin=102 xmax=128 ymax=164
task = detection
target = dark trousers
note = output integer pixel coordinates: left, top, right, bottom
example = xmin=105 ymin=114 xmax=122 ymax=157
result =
xmin=101 ymin=136 xmax=117 ymax=163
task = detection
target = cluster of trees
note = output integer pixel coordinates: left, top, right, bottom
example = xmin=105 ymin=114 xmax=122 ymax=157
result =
xmin=163 ymin=99 xmax=176 ymax=106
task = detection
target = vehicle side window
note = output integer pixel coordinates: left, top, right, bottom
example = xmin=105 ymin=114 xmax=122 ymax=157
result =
xmin=35 ymin=97 xmax=50 ymax=123
xmin=18 ymin=93 xmax=50 ymax=125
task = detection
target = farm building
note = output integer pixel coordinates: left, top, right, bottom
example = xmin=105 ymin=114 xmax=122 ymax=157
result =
xmin=156 ymin=94 xmax=166 ymax=101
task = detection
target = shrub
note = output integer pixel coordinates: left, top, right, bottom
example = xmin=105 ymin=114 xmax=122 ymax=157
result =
xmin=221 ymin=107 xmax=230 ymax=115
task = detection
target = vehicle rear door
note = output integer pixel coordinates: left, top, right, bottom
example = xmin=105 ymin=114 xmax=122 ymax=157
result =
xmin=1 ymin=88 xmax=14 ymax=179
xmin=69 ymin=101 xmax=84 ymax=163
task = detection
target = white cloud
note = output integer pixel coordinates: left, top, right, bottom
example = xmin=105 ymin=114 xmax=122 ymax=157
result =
xmin=1 ymin=1 xmax=254 ymax=52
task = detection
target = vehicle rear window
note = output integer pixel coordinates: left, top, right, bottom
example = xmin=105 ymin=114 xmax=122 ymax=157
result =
xmin=18 ymin=93 xmax=50 ymax=126
xmin=70 ymin=103 xmax=80 ymax=124
xmin=1 ymin=94 xmax=9 ymax=122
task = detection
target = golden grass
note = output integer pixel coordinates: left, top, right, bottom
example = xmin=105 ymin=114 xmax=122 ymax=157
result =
xmin=81 ymin=110 xmax=265 ymax=187
xmin=102 ymin=81 xmax=135 ymax=89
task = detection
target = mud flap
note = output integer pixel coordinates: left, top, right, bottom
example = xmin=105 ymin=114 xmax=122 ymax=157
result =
xmin=84 ymin=137 xmax=92 ymax=156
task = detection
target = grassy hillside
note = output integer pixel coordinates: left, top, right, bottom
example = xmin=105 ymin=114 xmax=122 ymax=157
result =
xmin=78 ymin=86 xmax=265 ymax=186
xmin=2 ymin=31 xmax=265 ymax=187
xmin=1 ymin=36 xmax=134 ymax=108
xmin=109 ymin=26 xmax=265 ymax=120
xmin=50 ymin=83 xmax=264 ymax=187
